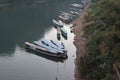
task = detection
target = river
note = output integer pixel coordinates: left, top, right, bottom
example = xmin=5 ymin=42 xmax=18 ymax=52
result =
xmin=0 ymin=0 xmax=82 ymax=80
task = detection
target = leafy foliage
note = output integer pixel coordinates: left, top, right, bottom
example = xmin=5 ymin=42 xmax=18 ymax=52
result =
xmin=78 ymin=0 xmax=120 ymax=80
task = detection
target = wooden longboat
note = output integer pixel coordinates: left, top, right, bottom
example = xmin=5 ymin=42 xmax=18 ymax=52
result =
xmin=25 ymin=42 xmax=67 ymax=58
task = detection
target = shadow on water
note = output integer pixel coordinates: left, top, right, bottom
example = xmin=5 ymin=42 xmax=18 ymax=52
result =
xmin=25 ymin=48 xmax=67 ymax=63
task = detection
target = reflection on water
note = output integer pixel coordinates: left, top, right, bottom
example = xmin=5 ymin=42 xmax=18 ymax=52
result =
xmin=0 ymin=0 xmax=79 ymax=80
xmin=25 ymin=48 xmax=66 ymax=63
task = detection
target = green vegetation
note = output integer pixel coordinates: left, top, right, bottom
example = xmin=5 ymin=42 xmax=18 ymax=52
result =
xmin=79 ymin=0 xmax=120 ymax=80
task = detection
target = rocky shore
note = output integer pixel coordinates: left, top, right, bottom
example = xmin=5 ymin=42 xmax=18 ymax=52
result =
xmin=72 ymin=5 xmax=90 ymax=80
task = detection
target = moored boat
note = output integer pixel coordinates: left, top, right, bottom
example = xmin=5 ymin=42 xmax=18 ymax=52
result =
xmin=52 ymin=19 xmax=63 ymax=28
xmin=58 ymin=11 xmax=76 ymax=24
xmin=50 ymin=40 xmax=65 ymax=50
xmin=33 ymin=41 xmax=64 ymax=53
xmin=60 ymin=27 xmax=67 ymax=39
xmin=57 ymin=33 xmax=61 ymax=40
xmin=41 ymin=38 xmax=66 ymax=52
xmin=81 ymin=0 xmax=88 ymax=6
xmin=57 ymin=27 xmax=61 ymax=40
xmin=25 ymin=42 xmax=67 ymax=58
xmin=59 ymin=15 xmax=72 ymax=24
xmin=71 ymin=3 xmax=84 ymax=9
xmin=70 ymin=7 xmax=83 ymax=12
xmin=60 ymin=11 xmax=75 ymax=17
xmin=70 ymin=11 xmax=79 ymax=16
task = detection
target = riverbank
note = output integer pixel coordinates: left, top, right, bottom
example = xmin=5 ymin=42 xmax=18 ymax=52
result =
xmin=72 ymin=0 xmax=120 ymax=79
xmin=72 ymin=5 xmax=90 ymax=80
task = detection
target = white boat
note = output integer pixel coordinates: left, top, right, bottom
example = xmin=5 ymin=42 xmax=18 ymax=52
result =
xmin=59 ymin=15 xmax=72 ymax=24
xmin=71 ymin=3 xmax=83 ymax=9
xmin=70 ymin=11 xmax=79 ymax=15
xmin=81 ymin=0 xmax=88 ymax=6
xmin=60 ymin=11 xmax=73 ymax=16
xmin=52 ymin=19 xmax=63 ymax=28
xmin=60 ymin=11 xmax=76 ymax=18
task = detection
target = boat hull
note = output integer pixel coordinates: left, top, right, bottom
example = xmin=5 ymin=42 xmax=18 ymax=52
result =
xmin=25 ymin=42 xmax=67 ymax=58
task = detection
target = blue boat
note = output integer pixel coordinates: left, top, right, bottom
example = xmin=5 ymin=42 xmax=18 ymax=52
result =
xmin=25 ymin=42 xmax=67 ymax=58
xmin=41 ymin=38 xmax=66 ymax=52
xmin=60 ymin=27 xmax=68 ymax=39
xmin=50 ymin=40 xmax=66 ymax=51
xmin=33 ymin=41 xmax=64 ymax=54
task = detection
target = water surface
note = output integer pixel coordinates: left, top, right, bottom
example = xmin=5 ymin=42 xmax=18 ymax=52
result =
xmin=0 ymin=0 xmax=82 ymax=80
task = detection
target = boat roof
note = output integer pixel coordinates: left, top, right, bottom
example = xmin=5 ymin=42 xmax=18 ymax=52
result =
xmin=51 ymin=40 xmax=64 ymax=49
xmin=34 ymin=41 xmax=56 ymax=51
xmin=71 ymin=3 xmax=83 ymax=8
xmin=53 ymin=19 xmax=63 ymax=27
xmin=25 ymin=42 xmax=47 ymax=51
xmin=61 ymin=27 xmax=67 ymax=34
xmin=41 ymin=38 xmax=65 ymax=52
xmin=34 ymin=41 xmax=64 ymax=54
xmin=53 ymin=19 xmax=59 ymax=25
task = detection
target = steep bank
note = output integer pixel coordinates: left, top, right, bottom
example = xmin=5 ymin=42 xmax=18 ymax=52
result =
xmin=73 ymin=0 xmax=120 ymax=80
xmin=72 ymin=5 xmax=90 ymax=80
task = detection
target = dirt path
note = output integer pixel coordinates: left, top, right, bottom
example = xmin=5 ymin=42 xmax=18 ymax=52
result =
xmin=71 ymin=5 xmax=90 ymax=80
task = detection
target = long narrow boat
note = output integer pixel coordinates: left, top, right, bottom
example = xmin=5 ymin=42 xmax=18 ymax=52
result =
xmin=60 ymin=11 xmax=73 ymax=16
xmin=59 ymin=15 xmax=71 ymax=24
xmin=50 ymin=40 xmax=65 ymax=50
xmin=52 ymin=19 xmax=63 ymax=28
xmin=41 ymin=38 xmax=66 ymax=52
xmin=60 ymin=27 xmax=67 ymax=39
xmin=33 ymin=41 xmax=64 ymax=54
xmin=58 ymin=12 xmax=76 ymax=24
xmin=70 ymin=7 xmax=83 ymax=12
xmin=25 ymin=42 xmax=67 ymax=58
xmin=60 ymin=11 xmax=76 ymax=18
xmin=70 ymin=11 xmax=79 ymax=16
xmin=57 ymin=27 xmax=61 ymax=40
xmin=71 ymin=3 xmax=84 ymax=9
